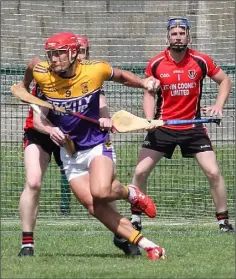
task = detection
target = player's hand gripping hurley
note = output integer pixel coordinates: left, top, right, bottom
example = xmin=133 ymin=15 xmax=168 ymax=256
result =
xmin=11 ymin=84 xmax=222 ymax=134
xmin=30 ymin=104 xmax=75 ymax=157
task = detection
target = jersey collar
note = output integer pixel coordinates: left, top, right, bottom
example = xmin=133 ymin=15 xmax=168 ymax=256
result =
xmin=165 ymin=47 xmax=190 ymax=64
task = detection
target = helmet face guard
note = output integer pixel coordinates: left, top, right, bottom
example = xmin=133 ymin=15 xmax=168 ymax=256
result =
xmin=167 ymin=17 xmax=191 ymax=52
xmin=78 ymin=46 xmax=89 ymax=59
xmin=45 ymin=50 xmax=78 ymax=74
xmin=45 ymin=32 xmax=80 ymax=74
xmin=77 ymin=35 xmax=89 ymax=60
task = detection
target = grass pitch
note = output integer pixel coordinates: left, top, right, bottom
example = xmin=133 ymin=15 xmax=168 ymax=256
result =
xmin=1 ymin=220 xmax=235 ymax=279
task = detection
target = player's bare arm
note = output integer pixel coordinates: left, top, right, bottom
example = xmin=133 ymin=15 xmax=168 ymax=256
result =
xmin=112 ymin=68 xmax=160 ymax=91
xmin=201 ymin=69 xmax=232 ymax=116
xmin=14 ymin=59 xmax=65 ymax=145
xmin=143 ymin=88 xmax=156 ymax=120
xmin=99 ymin=94 xmax=112 ymax=130
xmin=21 ymin=57 xmax=41 ymax=90
xmin=32 ymin=106 xmax=66 ymax=146
xmin=15 ymin=57 xmax=42 ymax=92
xmin=15 ymin=58 xmax=66 ymax=146
xmin=143 ymin=88 xmax=159 ymax=131
xmin=15 ymin=57 xmax=41 ymax=92
xmin=32 ymin=106 xmax=54 ymax=133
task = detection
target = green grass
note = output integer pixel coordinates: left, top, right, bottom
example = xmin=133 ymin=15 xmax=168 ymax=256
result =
xmin=1 ymin=143 xmax=235 ymax=220
xmin=1 ymin=221 xmax=235 ymax=279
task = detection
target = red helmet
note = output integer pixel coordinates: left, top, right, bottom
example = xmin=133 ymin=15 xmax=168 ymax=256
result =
xmin=45 ymin=32 xmax=79 ymax=51
xmin=77 ymin=35 xmax=89 ymax=48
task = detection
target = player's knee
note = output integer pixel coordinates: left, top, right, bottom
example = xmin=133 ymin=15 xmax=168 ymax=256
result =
xmin=91 ymin=186 xmax=112 ymax=200
xmin=205 ymin=167 xmax=221 ymax=182
xmin=134 ymin=166 xmax=149 ymax=181
xmin=92 ymin=190 xmax=111 ymax=200
xmin=25 ymin=179 xmax=42 ymax=192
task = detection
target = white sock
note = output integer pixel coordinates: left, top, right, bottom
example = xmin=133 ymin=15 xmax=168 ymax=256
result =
xmin=127 ymin=185 xmax=136 ymax=202
xmin=22 ymin=243 xmax=34 ymax=248
xmin=217 ymin=219 xmax=227 ymax=225
xmin=137 ymin=237 xmax=157 ymax=249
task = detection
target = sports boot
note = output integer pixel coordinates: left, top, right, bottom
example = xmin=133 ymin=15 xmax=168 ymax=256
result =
xmin=18 ymin=246 xmax=34 ymax=257
xmin=128 ymin=185 xmax=156 ymax=218
xmin=219 ymin=220 xmax=234 ymax=232
xmin=144 ymin=246 xmax=166 ymax=260
xmin=113 ymin=217 xmax=142 ymax=256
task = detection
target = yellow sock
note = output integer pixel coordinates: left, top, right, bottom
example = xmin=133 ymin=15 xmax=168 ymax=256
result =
xmin=128 ymin=230 xmax=143 ymax=244
xmin=123 ymin=185 xmax=129 ymax=199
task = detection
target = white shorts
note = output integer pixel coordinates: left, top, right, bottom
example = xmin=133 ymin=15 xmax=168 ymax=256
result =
xmin=60 ymin=142 xmax=117 ymax=181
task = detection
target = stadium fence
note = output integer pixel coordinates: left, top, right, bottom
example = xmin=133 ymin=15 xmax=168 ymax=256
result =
xmin=1 ymin=0 xmax=235 ymax=223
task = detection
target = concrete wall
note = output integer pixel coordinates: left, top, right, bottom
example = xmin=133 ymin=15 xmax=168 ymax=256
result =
xmin=1 ymin=0 xmax=235 ymax=66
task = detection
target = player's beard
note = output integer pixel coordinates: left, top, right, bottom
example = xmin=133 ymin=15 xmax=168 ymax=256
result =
xmin=169 ymin=43 xmax=188 ymax=52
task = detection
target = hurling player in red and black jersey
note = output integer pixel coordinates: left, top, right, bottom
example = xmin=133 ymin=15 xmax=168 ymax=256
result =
xmin=23 ymin=80 xmax=71 ymax=214
xmin=130 ymin=17 xmax=233 ymax=233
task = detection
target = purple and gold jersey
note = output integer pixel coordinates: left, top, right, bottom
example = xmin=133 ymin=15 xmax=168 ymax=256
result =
xmin=33 ymin=60 xmax=113 ymax=151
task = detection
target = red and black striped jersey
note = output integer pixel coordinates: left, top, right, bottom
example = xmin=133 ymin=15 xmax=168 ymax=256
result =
xmin=145 ymin=47 xmax=221 ymax=130
xmin=24 ymin=83 xmax=42 ymax=131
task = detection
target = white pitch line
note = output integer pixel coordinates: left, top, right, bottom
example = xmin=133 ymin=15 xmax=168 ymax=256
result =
xmin=2 ymin=218 xmax=230 ymax=227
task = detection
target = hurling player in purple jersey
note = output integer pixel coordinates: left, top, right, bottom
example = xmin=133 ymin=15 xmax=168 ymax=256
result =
xmin=15 ymin=32 xmax=166 ymax=260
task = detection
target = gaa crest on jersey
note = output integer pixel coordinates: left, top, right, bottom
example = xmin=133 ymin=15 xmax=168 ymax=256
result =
xmin=81 ymin=82 xmax=88 ymax=93
xmin=188 ymin=69 xmax=197 ymax=79
xmin=104 ymin=141 xmax=112 ymax=149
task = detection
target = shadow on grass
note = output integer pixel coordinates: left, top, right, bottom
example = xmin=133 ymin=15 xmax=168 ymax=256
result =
xmin=40 ymin=252 xmax=141 ymax=259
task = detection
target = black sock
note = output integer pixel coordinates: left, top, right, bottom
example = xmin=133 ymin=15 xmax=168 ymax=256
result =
xmin=22 ymin=232 xmax=34 ymax=247
xmin=216 ymin=210 xmax=229 ymax=221
xmin=131 ymin=208 xmax=142 ymax=215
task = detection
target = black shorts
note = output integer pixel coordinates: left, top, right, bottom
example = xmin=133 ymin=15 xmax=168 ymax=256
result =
xmin=142 ymin=126 xmax=213 ymax=159
xmin=24 ymin=129 xmax=63 ymax=167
